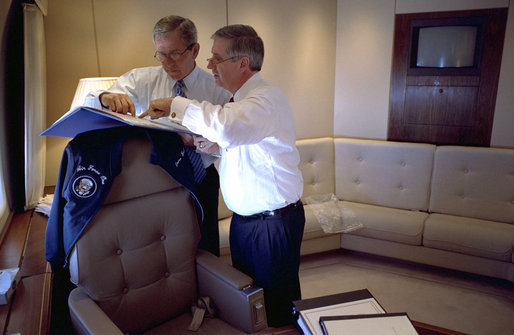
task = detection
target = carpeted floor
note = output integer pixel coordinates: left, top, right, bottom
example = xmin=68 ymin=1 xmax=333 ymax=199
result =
xmin=298 ymin=250 xmax=514 ymax=335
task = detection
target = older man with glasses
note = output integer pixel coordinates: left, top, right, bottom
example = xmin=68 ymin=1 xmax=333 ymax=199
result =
xmin=85 ymin=15 xmax=231 ymax=257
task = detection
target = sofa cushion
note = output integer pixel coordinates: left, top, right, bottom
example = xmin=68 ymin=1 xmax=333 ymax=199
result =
xmin=342 ymin=201 xmax=427 ymax=246
xmin=429 ymin=146 xmax=514 ymax=224
xmin=424 ymin=213 xmax=514 ymax=262
xmin=219 ymin=217 xmax=232 ymax=256
xmin=303 ymin=204 xmax=332 ymax=240
xmin=297 ymin=137 xmax=335 ymax=199
xmin=217 ymin=189 xmax=233 ymax=220
xmin=334 ymin=138 xmax=435 ymax=211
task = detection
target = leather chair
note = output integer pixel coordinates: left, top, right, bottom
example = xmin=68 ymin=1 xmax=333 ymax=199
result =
xmin=67 ymin=134 xmax=267 ymax=334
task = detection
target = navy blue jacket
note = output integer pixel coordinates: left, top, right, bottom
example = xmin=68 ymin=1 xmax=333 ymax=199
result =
xmin=45 ymin=126 xmax=202 ymax=271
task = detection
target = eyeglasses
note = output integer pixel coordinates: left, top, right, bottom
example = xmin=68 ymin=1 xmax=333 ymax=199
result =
xmin=207 ymin=56 xmax=236 ymax=65
xmin=154 ymin=44 xmax=194 ymax=62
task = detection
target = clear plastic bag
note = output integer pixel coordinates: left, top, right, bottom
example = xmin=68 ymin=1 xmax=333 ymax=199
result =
xmin=303 ymin=194 xmax=364 ymax=233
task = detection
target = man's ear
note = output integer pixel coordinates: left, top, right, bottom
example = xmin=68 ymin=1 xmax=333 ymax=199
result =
xmin=239 ymin=56 xmax=250 ymax=69
xmin=191 ymin=43 xmax=200 ymax=59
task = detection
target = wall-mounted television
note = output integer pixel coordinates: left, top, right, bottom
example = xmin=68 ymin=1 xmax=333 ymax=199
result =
xmin=408 ymin=16 xmax=487 ymax=76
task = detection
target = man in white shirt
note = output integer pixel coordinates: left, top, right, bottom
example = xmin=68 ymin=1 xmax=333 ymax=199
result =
xmin=141 ymin=24 xmax=305 ymax=328
xmin=85 ymin=16 xmax=231 ymax=256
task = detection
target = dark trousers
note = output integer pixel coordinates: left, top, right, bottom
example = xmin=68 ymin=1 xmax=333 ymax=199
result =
xmin=230 ymin=202 xmax=305 ymax=327
xmin=196 ymin=164 xmax=220 ymax=256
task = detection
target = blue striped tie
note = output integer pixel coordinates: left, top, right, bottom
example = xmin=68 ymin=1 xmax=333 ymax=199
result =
xmin=176 ymin=80 xmax=206 ymax=183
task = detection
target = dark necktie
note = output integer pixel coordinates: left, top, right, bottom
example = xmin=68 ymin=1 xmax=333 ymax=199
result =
xmin=176 ymin=80 xmax=206 ymax=183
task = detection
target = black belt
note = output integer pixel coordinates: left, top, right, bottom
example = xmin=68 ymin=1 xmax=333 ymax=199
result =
xmin=242 ymin=200 xmax=302 ymax=219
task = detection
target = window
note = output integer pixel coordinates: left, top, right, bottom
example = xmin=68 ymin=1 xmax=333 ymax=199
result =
xmin=0 ymin=170 xmax=8 ymax=236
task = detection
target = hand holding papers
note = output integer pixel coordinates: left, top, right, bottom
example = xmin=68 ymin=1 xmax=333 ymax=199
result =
xmin=99 ymin=92 xmax=136 ymax=116
xmin=138 ymin=97 xmax=174 ymax=120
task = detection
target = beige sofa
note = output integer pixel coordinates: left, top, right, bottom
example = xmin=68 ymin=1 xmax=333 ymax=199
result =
xmin=218 ymin=137 xmax=514 ymax=282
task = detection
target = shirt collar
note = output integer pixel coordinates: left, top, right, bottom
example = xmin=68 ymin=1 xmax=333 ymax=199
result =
xmin=174 ymin=63 xmax=199 ymax=90
xmin=233 ymin=72 xmax=262 ymax=102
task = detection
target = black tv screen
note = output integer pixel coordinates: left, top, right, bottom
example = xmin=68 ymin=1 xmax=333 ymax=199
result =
xmin=408 ymin=16 xmax=487 ymax=75
xmin=416 ymin=26 xmax=477 ymax=68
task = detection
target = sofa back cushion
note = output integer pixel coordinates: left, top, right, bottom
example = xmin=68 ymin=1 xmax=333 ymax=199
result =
xmin=334 ymin=138 xmax=435 ymax=211
xmin=429 ymin=146 xmax=514 ymax=224
xmin=217 ymin=189 xmax=233 ymax=219
xmin=297 ymin=137 xmax=335 ymax=199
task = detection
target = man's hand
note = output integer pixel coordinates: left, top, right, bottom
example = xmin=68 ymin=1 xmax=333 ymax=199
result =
xmin=100 ymin=93 xmax=136 ymax=116
xmin=139 ymin=98 xmax=174 ymax=119
xmin=194 ymin=136 xmax=220 ymax=155
xmin=178 ymin=133 xmax=195 ymax=147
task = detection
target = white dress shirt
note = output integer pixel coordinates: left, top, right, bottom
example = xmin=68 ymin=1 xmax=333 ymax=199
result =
xmin=170 ymin=73 xmax=303 ymax=215
xmin=84 ymin=65 xmax=231 ymax=116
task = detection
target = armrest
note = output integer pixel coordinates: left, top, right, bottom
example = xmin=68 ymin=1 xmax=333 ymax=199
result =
xmin=196 ymin=249 xmax=267 ymax=333
xmin=196 ymin=249 xmax=253 ymax=289
xmin=68 ymin=288 xmax=123 ymax=335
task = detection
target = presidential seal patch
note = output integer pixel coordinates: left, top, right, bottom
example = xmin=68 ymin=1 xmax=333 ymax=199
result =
xmin=72 ymin=176 xmax=97 ymax=198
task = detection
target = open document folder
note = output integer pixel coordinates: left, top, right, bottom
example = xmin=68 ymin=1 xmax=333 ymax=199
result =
xmin=293 ymin=289 xmax=386 ymax=335
xmin=319 ymin=313 xmax=418 ymax=335
xmin=41 ymin=106 xmax=197 ymax=138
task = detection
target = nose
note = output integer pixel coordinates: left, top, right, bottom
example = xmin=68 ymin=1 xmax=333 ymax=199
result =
xmin=163 ymin=57 xmax=177 ymax=65
xmin=207 ymin=59 xmax=214 ymax=70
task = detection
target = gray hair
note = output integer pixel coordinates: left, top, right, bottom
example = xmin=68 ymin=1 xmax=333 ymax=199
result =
xmin=211 ymin=24 xmax=264 ymax=71
xmin=153 ymin=15 xmax=197 ymax=46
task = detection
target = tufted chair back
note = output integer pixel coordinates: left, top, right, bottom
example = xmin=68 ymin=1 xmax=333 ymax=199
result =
xmin=68 ymin=135 xmax=200 ymax=333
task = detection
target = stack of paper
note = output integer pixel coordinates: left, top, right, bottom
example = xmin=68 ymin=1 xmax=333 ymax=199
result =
xmin=293 ymin=289 xmax=418 ymax=335
xmin=0 ymin=268 xmax=21 ymax=305
xmin=319 ymin=313 xmax=418 ymax=335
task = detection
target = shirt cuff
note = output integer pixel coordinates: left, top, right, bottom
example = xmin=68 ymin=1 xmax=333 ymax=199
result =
xmin=83 ymin=90 xmax=106 ymax=110
xmin=169 ymin=96 xmax=189 ymax=122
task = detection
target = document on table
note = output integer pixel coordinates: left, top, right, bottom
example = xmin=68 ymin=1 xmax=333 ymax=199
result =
xmin=293 ymin=289 xmax=386 ymax=335
xmin=319 ymin=313 xmax=418 ymax=335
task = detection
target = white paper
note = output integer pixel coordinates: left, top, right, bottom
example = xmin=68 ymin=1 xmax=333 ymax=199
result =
xmin=300 ymin=297 xmax=386 ymax=335
xmin=0 ymin=270 xmax=13 ymax=293
xmin=0 ymin=268 xmax=20 ymax=305
xmin=321 ymin=314 xmax=418 ymax=335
